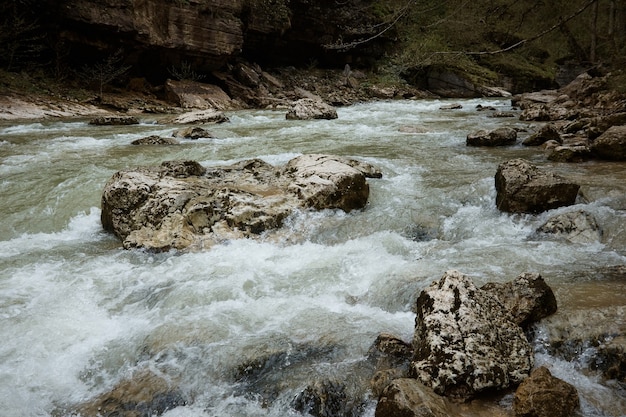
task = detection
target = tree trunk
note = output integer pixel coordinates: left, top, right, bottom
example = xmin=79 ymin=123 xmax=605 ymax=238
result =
xmin=590 ymin=0 xmax=599 ymax=62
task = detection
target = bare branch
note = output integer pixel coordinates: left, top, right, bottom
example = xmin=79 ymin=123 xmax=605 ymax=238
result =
xmin=324 ymin=0 xmax=417 ymax=51
xmin=435 ymin=0 xmax=599 ymax=56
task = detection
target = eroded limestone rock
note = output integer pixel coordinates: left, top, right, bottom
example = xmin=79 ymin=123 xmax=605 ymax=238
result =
xmin=101 ymin=154 xmax=380 ymax=251
xmin=466 ymin=127 xmax=517 ymax=147
xmin=481 ymin=272 xmax=557 ymax=328
xmin=286 ymin=98 xmax=338 ymax=120
xmin=590 ymin=125 xmax=626 ymax=160
xmin=495 ymin=159 xmax=580 ymax=213
xmin=411 ymin=270 xmax=533 ymax=399
xmin=131 ymin=135 xmax=179 ymax=145
xmin=536 ymin=210 xmax=602 ymax=244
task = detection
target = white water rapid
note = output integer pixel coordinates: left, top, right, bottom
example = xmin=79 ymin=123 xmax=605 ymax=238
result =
xmin=1 ymin=99 xmax=625 ymax=416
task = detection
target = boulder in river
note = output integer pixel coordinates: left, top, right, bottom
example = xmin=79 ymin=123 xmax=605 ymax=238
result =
xmin=131 ymin=135 xmax=179 ymax=145
xmin=536 ymin=209 xmax=602 ymax=244
xmin=481 ymin=272 xmax=557 ymax=328
xmin=522 ymin=124 xmax=562 ymax=146
xmin=292 ymin=379 xmax=357 ymax=417
xmin=590 ymin=125 xmax=626 ymax=160
xmin=162 ymin=109 xmax=230 ymax=124
xmin=75 ymin=370 xmax=185 ymax=417
xmin=547 ymin=145 xmax=592 ymax=162
xmin=410 ymin=270 xmax=533 ymax=399
xmin=375 ymin=378 xmax=452 ymax=417
xmin=495 ymin=158 xmax=580 ymax=213
xmin=101 ymin=154 xmax=381 ymax=251
xmin=513 ymin=366 xmax=580 ymax=417
xmin=286 ymin=98 xmax=338 ymax=120
xmin=89 ymin=115 xmax=139 ymax=125
xmin=171 ymin=126 xmax=214 ymax=139
xmin=466 ymin=127 xmax=517 ymax=146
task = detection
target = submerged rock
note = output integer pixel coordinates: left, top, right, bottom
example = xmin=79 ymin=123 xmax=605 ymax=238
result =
xmin=495 ymin=159 xmax=580 ymax=213
xmin=89 ymin=115 xmax=139 ymax=125
xmin=536 ymin=209 xmax=602 ymax=244
xmin=292 ymin=379 xmax=361 ymax=417
xmin=131 ymin=135 xmax=179 ymax=145
xmin=75 ymin=370 xmax=185 ymax=417
xmin=101 ymin=154 xmax=380 ymax=251
xmin=513 ymin=366 xmax=580 ymax=417
xmin=411 ymin=270 xmax=533 ymax=399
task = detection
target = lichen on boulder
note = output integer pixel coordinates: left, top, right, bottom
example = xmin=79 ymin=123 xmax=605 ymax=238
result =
xmin=410 ymin=270 xmax=534 ymax=399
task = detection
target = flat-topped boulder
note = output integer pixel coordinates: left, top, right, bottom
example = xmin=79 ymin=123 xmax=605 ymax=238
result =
xmin=131 ymin=135 xmax=179 ymax=145
xmin=495 ymin=159 xmax=580 ymax=213
xmin=89 ymin=115 xmax=139 ymax=125
xmin=466 ymin=127 xmax=517 ymax=147
xmin=161 ymin=109 xmax=230 ymax=124
xmin=101 ymin=154 xmax=381 ymax=251
xmin=286 ymin=98 xmax=338 ymax=120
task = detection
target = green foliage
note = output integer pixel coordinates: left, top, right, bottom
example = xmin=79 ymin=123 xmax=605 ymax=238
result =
xmin=380 ymin=0 xmax=626 ymax=88
xmin=248 ymin=0 xmax=291 ymax=30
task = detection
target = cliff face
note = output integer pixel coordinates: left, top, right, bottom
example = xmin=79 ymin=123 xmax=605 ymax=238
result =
xmin=52 ymin=0 xmax=390 ymax=79
xmin=55 ymin=0 xmax=245 ymax=73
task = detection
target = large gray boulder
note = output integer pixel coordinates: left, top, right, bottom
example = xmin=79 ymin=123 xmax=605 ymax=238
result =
xmin=286 ymin=98 xmax=338 ymax=120
xmin=495 ymin=159 xmax=580 ymax=213
xmin=590 ymin=125 xmax=626 ymax=160
xmin=466 ymin=127 xmax=517 ymax=147
xmin=411 ymin=270 xmax=533 ymax=399
xmin=101 ymin=154 xmax=380 ymax=251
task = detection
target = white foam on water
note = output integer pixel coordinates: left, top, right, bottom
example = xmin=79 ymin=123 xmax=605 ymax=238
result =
xmin=1 ymin=99 xmax=625 ymax=416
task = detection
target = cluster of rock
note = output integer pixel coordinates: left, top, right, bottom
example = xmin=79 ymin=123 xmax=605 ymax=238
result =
xmin=463 ymin=71 xmax=626 ymax=164
xmin=373 ymin=270 xmax=578 ymax=417
xmin=514 ymin=72 xmax=626 ymax=162
xmin=101 ymin=154 xmax=381 ymax=251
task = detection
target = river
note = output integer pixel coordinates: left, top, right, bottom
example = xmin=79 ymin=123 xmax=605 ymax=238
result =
xmin=1 ymin=99 xmax=625 ymax=416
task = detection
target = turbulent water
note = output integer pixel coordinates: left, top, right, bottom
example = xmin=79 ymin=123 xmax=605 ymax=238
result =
xmin=1 ymin=99 xmax=625 ymax=416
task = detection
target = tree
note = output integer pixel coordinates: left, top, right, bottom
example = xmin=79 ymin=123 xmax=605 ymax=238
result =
xmin=0 ymin=0 xmax=44 ymax=71
xmin=77 ymin=50 xmax=131 ymax=99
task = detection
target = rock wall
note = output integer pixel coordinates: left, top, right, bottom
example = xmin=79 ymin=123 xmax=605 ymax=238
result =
xmin=51 ymin=0 xmax=391 ymax=80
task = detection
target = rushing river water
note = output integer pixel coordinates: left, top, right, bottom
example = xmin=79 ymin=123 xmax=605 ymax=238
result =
xmin=1 ymin=99 xmax=625 ymax=416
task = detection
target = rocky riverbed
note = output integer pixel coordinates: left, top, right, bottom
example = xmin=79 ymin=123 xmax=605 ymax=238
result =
xmin=1 ymin=68 xmax=625 ymax=417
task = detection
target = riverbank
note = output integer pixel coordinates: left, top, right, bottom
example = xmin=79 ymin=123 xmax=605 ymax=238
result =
xmin=0 ymin=66 xmax=429 ymax=122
